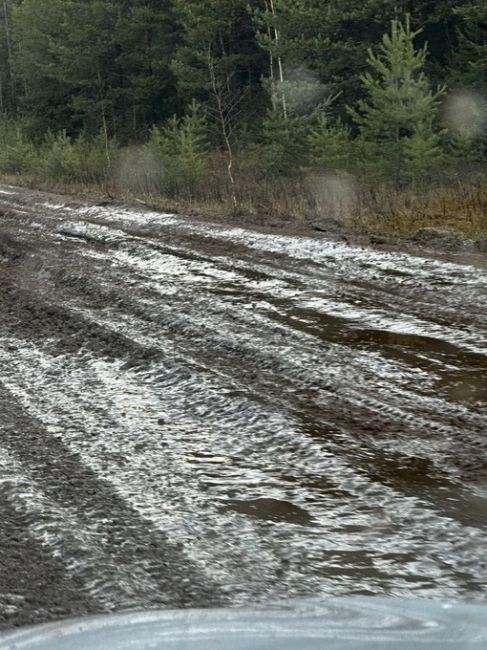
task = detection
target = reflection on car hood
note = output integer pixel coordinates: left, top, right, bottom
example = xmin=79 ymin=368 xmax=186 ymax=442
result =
xmin=0 ymin=598 xmax=486 ymax=649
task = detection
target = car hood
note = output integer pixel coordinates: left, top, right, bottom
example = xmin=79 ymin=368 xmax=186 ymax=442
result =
xmin=0 ymin=598 xmax=486 ymax=649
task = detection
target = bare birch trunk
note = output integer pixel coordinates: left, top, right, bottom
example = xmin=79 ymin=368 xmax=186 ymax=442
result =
xmin=269 ymin=0 xmax=287 ymax=119
xmin=207 ymin=45 xmax=238 ymax=213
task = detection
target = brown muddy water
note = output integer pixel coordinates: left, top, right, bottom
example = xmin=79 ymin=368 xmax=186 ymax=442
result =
xmin=0 ymin=184 xmax=486 ymax=629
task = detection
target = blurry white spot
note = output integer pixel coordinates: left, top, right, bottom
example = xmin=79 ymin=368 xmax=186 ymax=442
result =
xmin=114 ymin=146 xmax=164 ymax=194
xmin=424 ymin=620 xmax=440 ymax=628
xmin=443 ymin=91 xmax=487 ymax=139
xmin=308 ymin=173 xmax=358 ymax=220
xmin=281 ymin=67 xmax=327 ymax=116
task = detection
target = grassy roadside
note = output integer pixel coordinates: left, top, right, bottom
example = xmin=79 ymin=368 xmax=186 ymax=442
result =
xmin=1 ymin=172 xmax=486 ymax=243
xmin=352 ymin=184 xmax=487 ymax=239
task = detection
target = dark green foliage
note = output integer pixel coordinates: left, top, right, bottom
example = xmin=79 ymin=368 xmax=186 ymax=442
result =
xmin=349 ymin=17 xmax=444 ymax=183
xmin=147 ymin=101 xmax=208 ymax=197
xmin=12 ymin=0 xmax=178 ymax=140
xmin=0 ymin=0 xmax=16 ymax=113
xmin=172 ymin=0 xmax=268 ymax=137
xmin=250 ymin=110 xmax=312 ymax=176
xmin=255 ymin=1 xmax=461 ymax=117
xmin=308 ymin=117 xmax=354 ymax=172
xmin=0 ymin=119 xmax=38 ymax=174
xmin=448 ymin=1 xmax=487 ymax=160
xmin=450 ymin=1 xmax=487 ymax=94
xmin=42 ymin=131 xmax=113 ymax=183
xmin=0 ymin=0 xmax=484 ymax=195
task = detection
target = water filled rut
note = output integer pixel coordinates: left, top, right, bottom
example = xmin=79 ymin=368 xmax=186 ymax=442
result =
xmin=0 ymin=184 xmax=486 ymax=628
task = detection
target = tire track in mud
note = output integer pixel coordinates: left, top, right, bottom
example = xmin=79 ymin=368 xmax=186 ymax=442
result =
xmin=1 ymin=184 xmax=487 ymax=625
xmin=2 ymin=247 xmax=484 ymax=486
xmin=3 ymin=339 xmax=486 ymax=606
xmin=0 ymin=381 xmax=222 ymax=629
xmin=0 ymin=481 xmax=94 ymax=630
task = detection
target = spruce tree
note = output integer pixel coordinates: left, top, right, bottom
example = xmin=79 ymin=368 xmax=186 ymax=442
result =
xmin=349 ymin=16 xmax=444 ymax=184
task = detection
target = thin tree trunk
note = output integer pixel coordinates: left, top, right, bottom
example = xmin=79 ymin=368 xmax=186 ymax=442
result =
xmin=2 ymin=0 xmax=16 ymax=111
xmin=207 ymin=45 xmax=238 ymax=212
xmin=269 ymin=0 xmax=287 ymax=119
xmin=97 ymin=66 xmax=111 ymax=184
xmin=264 ymin=0 xmax=276 ymax=111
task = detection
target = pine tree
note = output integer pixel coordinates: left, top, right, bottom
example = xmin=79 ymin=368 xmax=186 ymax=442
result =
xmin=349 ymin=16 xmax=444 ymax=184
xmin=147 ymin=101 xmax=208 ymax=198
xmin=172 ymin=0 xmax=266 ymax=116
xmin=256 ymin=109 xmax=312 ymax=176
xmin=255 ymin=1 xmax=458 ymax=118
xmin=172 ymin=0 xmax=267 ymax=209
xmin=12 ymin=0 xmax=177 ymax=140
xmin=308 ymin=115 xmax=353 ymax=172
xmin=109 ymin=0 xmax=180 ymax=139
xmin=451 ymin=1 xmax=487 ymax=95
xmin=11 ymin=0 xmax=73 ymax=134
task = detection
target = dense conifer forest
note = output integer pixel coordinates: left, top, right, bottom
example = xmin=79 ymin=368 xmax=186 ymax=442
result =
xmin=0 ymin=1 xmax=486 ymax=232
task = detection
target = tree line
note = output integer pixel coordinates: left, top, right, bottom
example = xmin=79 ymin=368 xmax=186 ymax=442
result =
xmin=0 ymin=1 xmax=486 ymax=213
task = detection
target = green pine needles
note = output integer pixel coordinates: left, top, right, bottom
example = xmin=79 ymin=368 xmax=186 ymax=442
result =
xmin=147 ymin=101 xmax=208 ymax=199
xmin=349 ymin=16 xmax=445 ymax=185
xmin=0 ymin=3 xmax=486 ymax=215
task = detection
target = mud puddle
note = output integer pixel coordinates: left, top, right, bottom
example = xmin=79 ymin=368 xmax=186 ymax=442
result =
xmin=0 ymin=184 xmax=486 ymax=629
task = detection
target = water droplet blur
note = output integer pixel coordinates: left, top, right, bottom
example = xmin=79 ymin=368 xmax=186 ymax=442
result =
xmin=114 ymin=146 xmax=165 ymax=194
xmin=281 ymin=67 xmax=328 ymax=116
xmin=443 ymin=91 xmax=487 ymax=139
xmin=308 ymin=173 xmax=358 ymax=221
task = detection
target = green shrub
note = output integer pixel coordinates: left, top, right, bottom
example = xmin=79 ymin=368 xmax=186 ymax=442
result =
xmin=147 ymin=101 xmax=208 ymax=198
xmin=42 ymin=131 xmax=113 ymax=183
xmin=308 ymin=116 xmax=353 ymax=171
xmin=348 ymin=17 xmax=444 ymax=185
xmin=0 ymin=120 xmax=39 ymax=175
xmin=256 ymin=111 xmax=311 ymax=176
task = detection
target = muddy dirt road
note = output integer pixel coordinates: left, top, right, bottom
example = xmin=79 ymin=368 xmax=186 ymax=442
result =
xmin=0 ymin=184 xmax=486 ymax=629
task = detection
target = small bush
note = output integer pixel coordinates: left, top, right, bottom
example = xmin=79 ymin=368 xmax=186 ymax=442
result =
xmin=308 ymin=116 xmax=353 ymax=171
xmin=250 ymin=110 xmax=313 ymax=177
xmin=42 ymin=131 xmax=113 ymax=183
xmin=0 ymin=120 xmax=39 ymax=175
xmin=146 ymin=101 xmax=208 ymax=198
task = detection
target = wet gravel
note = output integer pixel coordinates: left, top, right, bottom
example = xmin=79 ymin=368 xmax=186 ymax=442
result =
xmin=0 ymin=184 xmax=486 ymax=629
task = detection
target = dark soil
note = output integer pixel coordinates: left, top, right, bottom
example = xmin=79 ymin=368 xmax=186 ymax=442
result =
xmin=0 ymin=183 xmax=486 ymax=630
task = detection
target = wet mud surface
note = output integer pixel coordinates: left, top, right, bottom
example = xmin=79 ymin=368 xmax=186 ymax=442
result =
xmin=0 ymin=184 xmax=486 ymax=628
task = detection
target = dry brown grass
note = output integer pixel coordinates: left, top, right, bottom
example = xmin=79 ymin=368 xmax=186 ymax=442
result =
xmin=354 ymin=184 xmax=487 ymax=238
xmin=2 ymin=170 xmax=486 ymax=240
